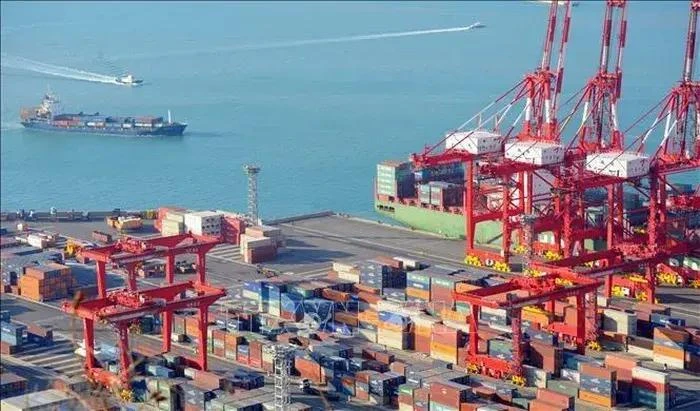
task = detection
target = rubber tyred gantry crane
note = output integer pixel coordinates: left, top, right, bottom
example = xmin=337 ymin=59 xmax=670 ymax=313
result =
xmin=81 ymin=233 xmax=220 ymax=298
xmin=62 ymin=281 xmax=225 ymax=389
xmin=67 ymin=233 xmax=225 ymax=389
xmin=453 ymin=272 xmax=601 ymax=380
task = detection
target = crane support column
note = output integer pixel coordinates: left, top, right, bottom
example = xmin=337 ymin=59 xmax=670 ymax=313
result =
xmin=117 ymin=323 xmax=132 ymax=383
xmin=165 ymin=253 xmax=176 ymax=284
xmin=469 ymin=305 xmax=480 ymax=356
xmin=83 ymin=318 xmax=96 ymax=369
xmin=198 ymin=305 xmax=210 ymax=370
xmin=510 ymin=307 xmax=524 ymax=377
xmin=585 ymin=291 xmax=599 ymax=343
xmin=196 ymin=251 xmax=207 ymax=284
xmin=126 ymin=262 xmax=139 ymax=292
xmin=646 ymin=264 xmax=657 ymax=303
xmin=604 ymin=274 xmax=613 ymax=298
xmin=576 ymin=294 xmax=586 ymax=354
xmin=96 ymin=261 xmax=107 ymax=298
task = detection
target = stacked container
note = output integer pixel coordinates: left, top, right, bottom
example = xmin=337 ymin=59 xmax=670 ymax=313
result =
xmin=376 ymin=160 xmax=415 ymax=198
xmin=631 ymin=366 xmax=670 ymax=410
xmin=333 ymin=262 xmax=361 ymax=283
xmin=406 ymin=271 xmax=431 ymax=302
xmin=1 ymin=322 xmax=26 ymax=348
xmin=578 ymin=363 xmax=616 ymax=408
xmin=418 ymin=181 xmax=463 ymax=207
xmin=280 ymin=293 xmax=304 ymax=322
xmin=183 ymin=211 xmax=222 ymax=236
xmin=529 ymin=342 xmax=563 ymax=374
xmin=240 ymin=234 xmax=277 ymax=264
xmin=19 ymin=263 xmax=73 ymax=302
xmin=429 ymin=380 xmax=471 ymax=411
xmin=377 ymin=311 xmax=412 ymax=350
xmin=429 ymin=275 xmax=463 ymax=311
xmin=414 ymin=162 xmax=464 ymax=184
xmin=295 ymin=355 xmax=322 ymax=384
xmin=532 ymin=388 xmax=573 ymax=411
xmin=602 ymin=308 xmax=637 ymax=336
xmin=653 ymin=327 xmax=688 ymax=369
xmin=605 ymin=354 xmax=640 ymax=404
xmin=220 ymin=214 xmax=245 ymax=245
xmin=413 ymin=314 xmax=440 ymax=354
xmin=430 ymin=324 xmax=465 ymax=364
xmin=358 ymin=310 xmax=379 ymax=343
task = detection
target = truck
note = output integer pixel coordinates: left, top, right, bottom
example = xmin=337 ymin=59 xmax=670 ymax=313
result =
xmin=105 ymin=215 xmax=143 ymax=232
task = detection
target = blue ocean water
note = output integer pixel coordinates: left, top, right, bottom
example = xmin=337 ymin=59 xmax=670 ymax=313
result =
xmin=0 ymin=2 xmax=692 ymax=218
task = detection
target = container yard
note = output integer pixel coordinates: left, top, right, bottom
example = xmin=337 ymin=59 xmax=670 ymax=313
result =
xmin=2 ymin=1 xmax=700 ymax=411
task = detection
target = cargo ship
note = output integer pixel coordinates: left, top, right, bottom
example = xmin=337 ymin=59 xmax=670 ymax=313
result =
xmin=374 ymin=150 xmax=698 ymax=248
xmin=20 ymin=93 xmax=186 ymax=136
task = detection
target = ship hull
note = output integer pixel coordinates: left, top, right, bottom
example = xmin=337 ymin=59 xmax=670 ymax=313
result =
xmin=21 ymin=121 xmax=186 ymax=136
xmin=374 ymin=198 xmax=606 ymax=251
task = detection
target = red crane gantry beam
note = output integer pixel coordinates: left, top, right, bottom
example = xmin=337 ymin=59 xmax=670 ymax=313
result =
xmin=453 ymin=273 xmax=601 ymax=379
xmin=62 ymin=281 xmax=225 ymax=388
xmin=81 ymin=233 xmax=220 ymax=298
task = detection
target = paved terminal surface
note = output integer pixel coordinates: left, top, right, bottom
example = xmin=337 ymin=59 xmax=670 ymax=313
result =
xmin=2 ymin=213 xmax=700 ymax=409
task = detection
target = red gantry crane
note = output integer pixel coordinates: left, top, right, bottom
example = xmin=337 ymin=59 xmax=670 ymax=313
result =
xmin=453 ymin=272 xmax=601 ymax=381
xmin=66 ymin=233 xmax=225 ymax=389
xmin=411 ymin=0 xmax=573 ymax=269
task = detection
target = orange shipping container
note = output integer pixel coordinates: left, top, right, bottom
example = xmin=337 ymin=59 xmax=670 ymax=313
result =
xmin=654 ymin=327 xmax=689 ymax=344
xmin=653 ymin=344 xmax=685 ymax=360
xmin=604 ymin=354 xmax=640 ymax=370
xmin=406 ymin=287 xmax=430 ymax=300
xmin=529 ymin=399 xmax=568 ymax=411
xmin=579 ymin=390 xmax=614 ymax=407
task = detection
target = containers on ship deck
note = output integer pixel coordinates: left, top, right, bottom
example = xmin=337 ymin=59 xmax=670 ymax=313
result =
xmin=376 ymin=160 xmax=416 ymax=198
xmin=418 ymin=181 xmax=463 ymax=207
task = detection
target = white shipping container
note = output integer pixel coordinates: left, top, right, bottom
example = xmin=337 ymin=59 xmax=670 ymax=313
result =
xmin=338 ymin=272 xmax=360 ymax=283
xmin=602 ymin=309 xmax=636 ymax=335
xmin=585 ymin=152 xmax=650 ymax=178
xmin=523 ymin=364 xmax=551 ymax=388
xmin=165 ymin=211 xmax=185 ymax=223
xmin=240 ymin=234 xmax=274 ymax=250
xmin=445 ymin=130 xmax=503 ymax=154
xmin=481 ymin=306 xmax=508 ymax=317
xmin=561 ymin=368 xmax=581 ymax=383
xmin=505 ymin=141 xmax=565 ymax=165
xmin=651 ymin=354 xmax=685 ymax=370
xmin=184 ymin=211 xmax=223 ymax=236
xmin=27 ymin=234 xmax=49 ymax=249
xmin=631 ymin=366 xmax=670 ymax=384
xmin=332 ymin=262 xmax=358 ymax=273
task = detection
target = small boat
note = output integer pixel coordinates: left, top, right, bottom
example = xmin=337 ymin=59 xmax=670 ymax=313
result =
xmin=115 ymin=73 xmax=143 ymax=86
xmin=472 ymin=22 xmax=486 ymax=29
xmin=530 ymin=1 xmax=580 ymax=6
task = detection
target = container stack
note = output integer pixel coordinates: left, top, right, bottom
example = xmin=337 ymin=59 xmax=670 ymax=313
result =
xmin=358 ymin=309 xmax=379 ymax=343
xmin=240 ymin=234 xmax=277 ymax=264
xmin=0 ymin=372 xmax=28 ymax=398
xmin=413 ymin=313 xmax=440 ymax=354
xmin=631 ymin=366 xmax=670 ymax=410
xmin=155 ymin=206 xmax=188 ymax=233
xmin=376 ymin=160 xmax=415 ymax=199
xmin=1 ymin=322 xmax=25 ymax=352
xmin=295 ymin=354 xmax=323 ymax=384
xmin=530 ymin=341 xmax=564 ymax=375
xmin=419 ymin=181 xmax=463 ymax=207
xmin=428 ymin=380 xmax=471 ymax=411
xmin=245 ymin=225 xmax=285 ymax=249
xmin=184 ymin=210 xmax=223 ymax=237
xmin=406 ymin=270 xmax=431 ymax=303
xmin=217 ymin=211 xmax=246 ymax=245
xmin=577 ymin=363 xmax=616 ymax=408
xmin=377 ymin=311 xmax=412 ymax=350
xmin=19 ymin=263 xmax=73 ymax=302
xmin=430 ymin=324 xmax=465 ymax=364
xmin=358 ymin=259 xmax=405 ymax=290
xmin=280 ymin=293 xmax=304 ymax=322
xmin=604 ymin=354 xmax=640 ymax=404
xmin=602 ymin=308 xmax=637 ymax=336
xmin=653 ymin=327 xmax=689 ymax=369
xmin=262 ymin=282 xmax=286 ymax=317
xmin=429 ymin=274 xmax=464 ymax=311
xmin=530 ymin=388 xmax=573 ymax=411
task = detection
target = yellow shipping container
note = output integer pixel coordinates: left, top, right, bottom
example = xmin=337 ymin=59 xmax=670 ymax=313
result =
xmin=440 ymin=308 xmax=468 ymax=323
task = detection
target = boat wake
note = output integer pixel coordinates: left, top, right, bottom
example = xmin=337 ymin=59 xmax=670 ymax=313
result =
xmin=0 ymin=54 xmax=120 ymax=85
xmin=121 ymin=23 xmax=485 ymax=60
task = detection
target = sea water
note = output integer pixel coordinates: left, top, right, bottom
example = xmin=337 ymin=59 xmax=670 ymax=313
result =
xmin=0 ymin=1 xmax=691 ymax=218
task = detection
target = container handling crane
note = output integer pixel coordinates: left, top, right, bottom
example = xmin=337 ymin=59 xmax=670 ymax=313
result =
xmin=454 ymin=271 xmax=601 ymax=382
xmin=410 ymin=0 xmax=573 ymax=269
xmin=63 ymin=232 xmax=225 ymax=391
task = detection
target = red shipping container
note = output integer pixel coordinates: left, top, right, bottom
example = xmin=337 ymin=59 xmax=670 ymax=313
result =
xmin=430 ymin=381 xmax=469 ymax=409
xmin=192 ymin=370 xmax=222 ymax=390
xmin=529 ymin=399 xmax=568 ymax=411
xmin=473 ymin=386 xmax=496 ymax=400
xmin=371 ymin=255 xmax=402 ymax=269
xmin=536 ymin=388 xmax=573 ymax=409
xmin=355 ymin=284 xmax=381 ymax=295
xmin=249 ymin=340 xmax=263 ymax=361
xmin=354 ymin=370 xmax=372 ymax=384
xmin=414 ymin=334 xmax=431 ymax=354
xmin=398 ymin=393 xmax=413 ymax=405
xmin=632 ymin=378 xmax=669 ymax=393
xmin=685 ymin=352 xmax=700 ymax=372
xmin=389 ymin=360 xmax=407 ymax=376
xmin=579 ymin=363 xmax=616 ymax=380
xmin=414 ymin=387 xmax=429 ymax=402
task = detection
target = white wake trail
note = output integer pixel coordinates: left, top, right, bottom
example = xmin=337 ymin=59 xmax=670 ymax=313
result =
xmin=1 ymin=54 xmax=119 ymax=85
xmin=123 ymin=23 xmax=484 ymax=60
